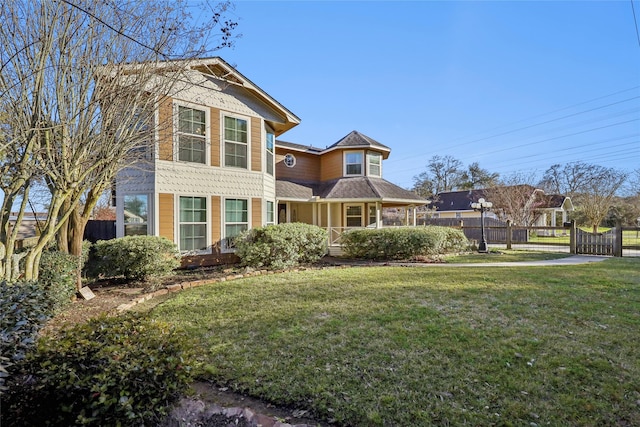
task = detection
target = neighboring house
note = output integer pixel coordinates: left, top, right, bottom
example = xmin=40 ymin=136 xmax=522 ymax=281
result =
xmin=431 ymin=188 xmax=573 ymax=227
xmin=430 ymin=189 xmax=499 ymax=220
xmin=115 ymin=57 xmax=426 ymax=266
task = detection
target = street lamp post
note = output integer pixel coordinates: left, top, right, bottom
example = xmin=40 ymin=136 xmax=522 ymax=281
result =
xmin=471 ymin=198 xmax=493 ymax=253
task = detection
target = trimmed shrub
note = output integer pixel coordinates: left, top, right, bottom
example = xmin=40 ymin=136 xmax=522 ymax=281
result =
xmin=235 ymin=222 xmax=327 ymax=270
xmin=91 ymin=236 xmax=180 ymax=280
xmin=3 ymin=313 xmax=194 ymax=426
xmin=341 ymin=226 xmax=468 ymax=260
xmin=0 ymin=280 xmax=54 ymax=394
xmin=37 ymin=249 xmax=78 ymax=313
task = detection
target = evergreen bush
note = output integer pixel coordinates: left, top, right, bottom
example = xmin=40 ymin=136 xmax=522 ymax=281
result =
xmin=3 ymin=313 xmax=194 ymax=426
xmin=92 ymin=236 xmax=180 ymax=280
xmin=341 ymin=226 xmax=468 ymax=260
xmin=235 ymin=223 xmax=327 ymax=269
xmin=0 ymin=281 xmax=53 ymax=394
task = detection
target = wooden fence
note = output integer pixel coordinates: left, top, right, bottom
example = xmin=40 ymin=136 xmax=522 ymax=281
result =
xmin=422 ymin=219 xmax=638 ymax=257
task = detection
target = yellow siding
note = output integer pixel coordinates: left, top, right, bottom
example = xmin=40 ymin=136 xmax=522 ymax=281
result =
xmin=158 ymin=97 xmax=173 ymax=161
xmin=320 ymin=150 xmax=343 ymax=181
xmin=158 ymin=193 xmax=174 ymax=241
xmin=251 ymin=117 xmax=262 ymax=172
xmin=210 ymin=107 xmax=221 ymax=167
xmin=211 ymin=195 xmax=221 ymax=248
xmin=275 ymin=148 xmax=321 ymax=182
xmin=252 ymin=198 xmax=262 ymax=226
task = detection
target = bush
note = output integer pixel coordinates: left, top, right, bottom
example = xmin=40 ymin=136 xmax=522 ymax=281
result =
xmin=37 ymin=249 xmax=79 ymax=313
xmin=3 ymin=313 xmax=194 ymax=426
xmin=235 ymin=222 xmax=327 ymax=270
xmin=91 ymin=236 xmax=180 ymax=280
xmin=0 ymin=280 xmax=54 ymax=394
xmin=341 ymin=226 xmax=468 ymax=260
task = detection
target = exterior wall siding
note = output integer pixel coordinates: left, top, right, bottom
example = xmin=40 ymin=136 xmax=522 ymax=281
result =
xmin=158 ymin=97 xmax=174 ymax=161
xmin=210 ymin=107 xmax=221 ymax=167
xmin=320 ymin=150 xmax=343 ymax=181
xmin=252 ymin=197 xmax=262 ymax=227
xmin=251 ymin=117 xmax=262 ymax=172
xmin=158 ymin=193 xmax=174 ymax=240
xmin=211 ymin=195 xmax=221 ymax=250
xmin=275 ymin=149 xmax=321 ymax=182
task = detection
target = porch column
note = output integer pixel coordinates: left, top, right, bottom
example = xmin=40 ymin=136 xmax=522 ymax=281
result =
xmin=404 ymin=208 xmax=409 ymax=226
xmin=376 ymin=202 xmax=381 ymax=228
xmin=412 ymin=206 xmax=417 ymax=227
xmin=327 ymin=203 xmax=332 ymax=246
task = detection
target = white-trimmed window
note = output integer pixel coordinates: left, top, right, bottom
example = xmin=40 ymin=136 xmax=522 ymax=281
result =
xmin=344 ymin=151 xmax=363 ymax=176
xmin=367 ymin=152 xmax=382 ymax=177
xmin=124 ymin=194 xmax=148 ymax=235
xmin=177 ymin=106 xmax=207 ymax=164
xmin=345 ymin=204 xmax=364 ymax=227
xmin=266 ymin=201 xmax=275 ymax=225
xmin=266 ymin=131 xmax=274 ymax=175
xmin=224 ymin=115 xmax=248 ymax=168
xmin=179 ymin=196 xmax=207 ymax=252
xmin=224 ymin=198 xmax=248 ymax=249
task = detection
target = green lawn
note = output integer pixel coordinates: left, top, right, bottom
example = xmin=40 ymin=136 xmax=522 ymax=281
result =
xmin=443 ymin=250 xmax=570 ymax=263
xmin=149 ymin=258 xmax=640 ymax=426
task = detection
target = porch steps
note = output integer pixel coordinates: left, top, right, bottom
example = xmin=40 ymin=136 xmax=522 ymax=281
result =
xmin=328 ymin=246 xmax=344 ymax=257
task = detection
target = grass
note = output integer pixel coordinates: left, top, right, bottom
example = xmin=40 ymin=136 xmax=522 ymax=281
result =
xmin=149 ymin=258 xmax=640 ymax=426
xmin=443 ymin=249 xmax=570 ymax=263
xmin=528 ymin=229 xmax=640 ymax=247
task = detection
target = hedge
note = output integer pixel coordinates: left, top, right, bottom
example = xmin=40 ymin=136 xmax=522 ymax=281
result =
xmin=340 ymin=226 xmax=468 ymax=260
xmin=235 ymin=223 xmax=327 ymax=270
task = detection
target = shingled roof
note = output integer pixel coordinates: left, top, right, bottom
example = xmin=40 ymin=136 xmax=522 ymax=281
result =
xmin=277 ymin=177 xmax=427 ymax=204
xmin=327 ymin=131 xmax=391 ymax=152
xmin=432 ymin=189 xmax=487 ymax=211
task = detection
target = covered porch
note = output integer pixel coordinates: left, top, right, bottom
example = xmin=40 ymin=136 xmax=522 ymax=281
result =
xmin=276 ymin=176 xmax=428 ymax=255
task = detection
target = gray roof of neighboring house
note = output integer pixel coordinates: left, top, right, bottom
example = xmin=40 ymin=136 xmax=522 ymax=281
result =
xmin=277 ymin=177 xmax=427 ymax=203
xmin=433 ymin=188 xmax=572 ymax=212
xmin=433 ymin=189 xmax=487 ymax=211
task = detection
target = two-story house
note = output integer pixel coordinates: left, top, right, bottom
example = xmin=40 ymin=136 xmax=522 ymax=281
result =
xmin=115 ymin=57 xmax=426 ymax=266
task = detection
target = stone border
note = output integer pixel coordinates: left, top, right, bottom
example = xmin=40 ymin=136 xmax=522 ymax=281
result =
xmin=115 ymin=265 xmax=353 ymax=313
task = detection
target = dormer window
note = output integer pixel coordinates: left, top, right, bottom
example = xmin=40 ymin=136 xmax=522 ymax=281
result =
xmin=367 ymin=152 xmax=382 ymax=177
xmin=344 ymin=151 xmax=363 ymax=176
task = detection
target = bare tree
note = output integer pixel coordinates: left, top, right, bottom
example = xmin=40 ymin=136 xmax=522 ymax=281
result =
xmin=541 ymin=162 xmax=627 ymax=232
xmin=0 ymin=0 xmax=237 ymax=282
xmin=484 ymin=172 xmax=541 ymax=226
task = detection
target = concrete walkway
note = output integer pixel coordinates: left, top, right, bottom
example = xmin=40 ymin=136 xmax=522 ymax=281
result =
xmin=328 ymin=255 xmax=610 ymax=268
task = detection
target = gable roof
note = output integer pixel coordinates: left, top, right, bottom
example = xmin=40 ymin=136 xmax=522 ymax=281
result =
xmin=277 ymin=177 xmax=427 ymax=205
xmin=109 ymin=57 xmax=301 ymax=136
xmin=190 ymin=57 xmax=301 ymax=135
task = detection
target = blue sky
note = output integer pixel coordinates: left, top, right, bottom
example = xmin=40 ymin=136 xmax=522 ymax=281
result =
xmin=218 ymin=0 xmax=640 ymax=189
